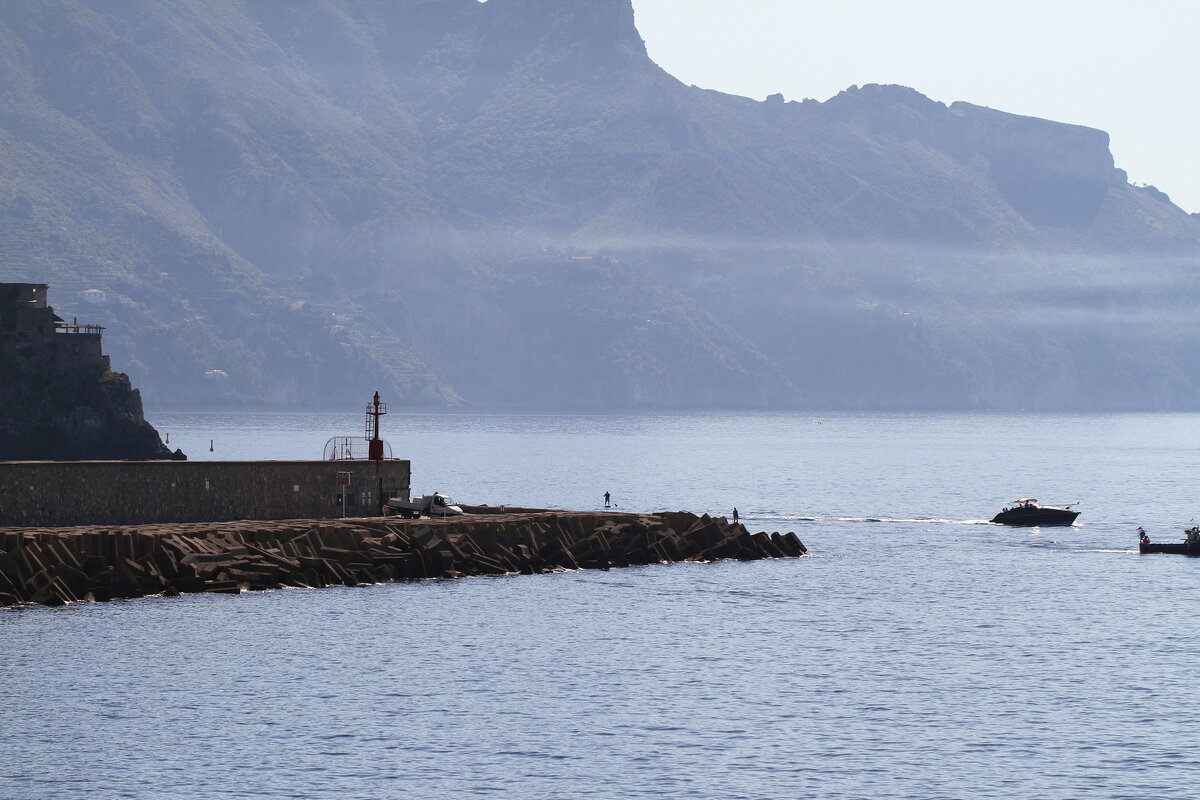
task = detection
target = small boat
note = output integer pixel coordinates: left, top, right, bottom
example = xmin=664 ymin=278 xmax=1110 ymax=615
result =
xmin=1138 ymin=525 xmax=1200 ymax=555
xmin=991 ymin=499 xmax=1080 ymax=527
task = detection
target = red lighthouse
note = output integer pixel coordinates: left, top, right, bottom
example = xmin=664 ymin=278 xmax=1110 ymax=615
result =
xmin=366 ymin=391 xmax=387 ymax=513
xmin=366 ymin=391 xmax=386 ymax=462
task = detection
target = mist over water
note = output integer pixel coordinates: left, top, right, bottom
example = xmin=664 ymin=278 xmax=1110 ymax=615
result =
xmin=4 ymin=410 xmax=1200 ymax=799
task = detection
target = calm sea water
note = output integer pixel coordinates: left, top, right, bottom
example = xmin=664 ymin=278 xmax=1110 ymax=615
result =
xmin=4 ymin=411 xmax=1200 ymax=799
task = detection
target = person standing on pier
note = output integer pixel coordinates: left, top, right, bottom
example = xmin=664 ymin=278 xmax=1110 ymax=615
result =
xmin=604 ymin=491 xmax=611 ymax=508
xmin=732 ymin=508 xmax=739 ymax=523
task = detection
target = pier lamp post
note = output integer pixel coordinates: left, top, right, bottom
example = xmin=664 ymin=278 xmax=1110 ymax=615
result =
xmin=337 ymin=471 xmax=351 ymax=518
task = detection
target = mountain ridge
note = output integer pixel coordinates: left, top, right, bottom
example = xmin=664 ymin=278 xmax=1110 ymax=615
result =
xmin=1 ymin=0 xmax=1197 ymax=410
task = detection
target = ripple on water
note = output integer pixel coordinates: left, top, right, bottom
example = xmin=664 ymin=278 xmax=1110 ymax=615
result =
xmin=7 ymin=411 xmax=1200 ymax=798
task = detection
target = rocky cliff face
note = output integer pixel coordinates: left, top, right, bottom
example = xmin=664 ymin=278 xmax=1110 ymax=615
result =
xmin=823 ymin=85 xmax=1122 ymax=230
xmin=0 ymin=365 xmax=183 ymax=461
xmin=0 ymin=283 xmax=183 ymax=460
xmin=0 ymin=0 xmax=1198 ymax=410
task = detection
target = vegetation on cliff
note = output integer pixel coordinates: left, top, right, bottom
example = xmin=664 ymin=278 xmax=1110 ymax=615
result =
xmin=0 ymin=0 xmax=1197 ymax=409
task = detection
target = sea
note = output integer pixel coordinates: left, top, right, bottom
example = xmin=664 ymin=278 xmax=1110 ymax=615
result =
xmin=4 ymin=410 xmax=1200 ymax=800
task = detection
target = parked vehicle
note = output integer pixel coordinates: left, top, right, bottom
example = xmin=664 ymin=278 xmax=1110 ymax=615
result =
xmin=387 ymin=492 xmax=464 ymax=519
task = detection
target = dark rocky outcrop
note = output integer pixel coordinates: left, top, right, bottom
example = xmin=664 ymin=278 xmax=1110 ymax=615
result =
xmin=0 ymin=510 xmax=807 ymax=607
xmin=0 ymin=368 xmax=179 ymax=461
xmin=0 ymin=283 xmax=183 ymax=461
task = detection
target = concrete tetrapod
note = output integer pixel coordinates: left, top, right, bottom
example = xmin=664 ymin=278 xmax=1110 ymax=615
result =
xmin=0 ymin=511 xmax=807 ymax=607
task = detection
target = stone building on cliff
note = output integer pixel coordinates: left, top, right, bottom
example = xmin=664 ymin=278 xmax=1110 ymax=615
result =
xmin=0 ymin=282 xmax=183 ymax=461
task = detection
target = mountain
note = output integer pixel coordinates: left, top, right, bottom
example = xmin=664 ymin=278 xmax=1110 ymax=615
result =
xmin=1 ymin=0 xmax=1197 ymax=410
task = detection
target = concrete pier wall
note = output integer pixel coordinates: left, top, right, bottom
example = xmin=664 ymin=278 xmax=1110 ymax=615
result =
xmin=0 ymin=460 xmax=411 ymax=527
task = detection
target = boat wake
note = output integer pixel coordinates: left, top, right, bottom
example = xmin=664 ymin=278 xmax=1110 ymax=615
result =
xmin=745 ymin=514 xmax=993 ymax=526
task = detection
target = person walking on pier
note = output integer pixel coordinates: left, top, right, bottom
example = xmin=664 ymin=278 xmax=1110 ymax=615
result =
xmin=604 ymin=491 xmax=611 ymax=508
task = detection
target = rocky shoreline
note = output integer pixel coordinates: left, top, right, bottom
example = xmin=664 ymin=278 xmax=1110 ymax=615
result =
xmin=0 ymin=510 xmax=806 ymax=608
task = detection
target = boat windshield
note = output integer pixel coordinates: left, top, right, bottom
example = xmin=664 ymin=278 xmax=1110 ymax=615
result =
xmin=435 ymin=495 xmax=454 ymax=506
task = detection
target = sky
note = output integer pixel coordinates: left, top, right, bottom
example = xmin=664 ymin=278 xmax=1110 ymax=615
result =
xmin=631 ymin=0 xmax=1199 ymax=213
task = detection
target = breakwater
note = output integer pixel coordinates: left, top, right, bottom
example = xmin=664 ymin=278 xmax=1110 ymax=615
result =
xmin=0 ymin=510 xmax=806 ymax=607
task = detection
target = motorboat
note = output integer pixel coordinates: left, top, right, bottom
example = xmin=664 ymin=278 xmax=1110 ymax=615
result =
xmin=991 ymin=499 xmax=1079 ymax=527
xmin=1138 ymin=525 xmax=1200 ymax=555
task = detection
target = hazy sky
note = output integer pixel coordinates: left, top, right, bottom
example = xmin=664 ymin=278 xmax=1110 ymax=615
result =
xmin=632 ymin=0 xmax=1199 ymax=213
